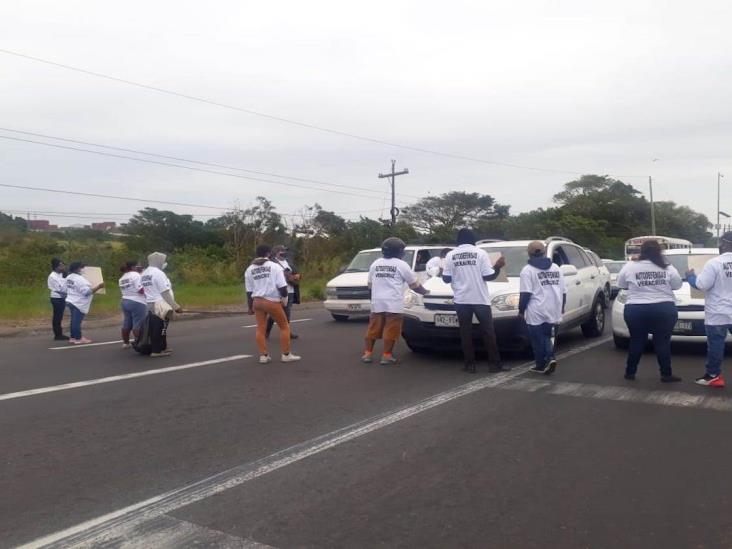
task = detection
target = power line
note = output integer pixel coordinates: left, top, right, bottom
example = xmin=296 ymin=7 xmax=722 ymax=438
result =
xmin=0 ymin=48 xmax=645 ymax=178
xmin=0 ymin=135 xmax=389 ymax=201
xmin=0 ymin=127 xmax=421 ymax=198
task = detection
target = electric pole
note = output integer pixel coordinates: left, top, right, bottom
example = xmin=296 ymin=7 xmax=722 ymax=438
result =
xmin=378 ymin=159 xmax=409 ymax=226
xmin=649 ymin=176 xmax=656 ymax=236
xmin=718 ymin=172 xmax=724 ymax=244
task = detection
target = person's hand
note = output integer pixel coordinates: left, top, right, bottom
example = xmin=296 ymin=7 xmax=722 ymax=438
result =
xmin=175 ymin=306 xmax=183 ymax=314
xmin=686 ymin=268 xmax=695 ymax=277
xmin=518 ymin=312 xmax=524 ymax=321
xmin=494 ymin=256 xmax=506 ymax=269
xmin=293 ymin=274 xmax=302 ymax=281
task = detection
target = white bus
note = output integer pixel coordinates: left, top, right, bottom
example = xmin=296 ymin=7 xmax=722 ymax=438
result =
xmin=624 ymin=236 xmax=692 ymax=259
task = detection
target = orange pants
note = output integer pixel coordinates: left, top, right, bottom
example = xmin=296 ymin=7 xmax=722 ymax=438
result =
xmin=253 ymin=298 xmax=290 ymax=355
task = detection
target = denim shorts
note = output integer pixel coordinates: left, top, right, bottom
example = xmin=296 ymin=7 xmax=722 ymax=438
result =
xmin=121 ymin=299 xmax=148 ymax=331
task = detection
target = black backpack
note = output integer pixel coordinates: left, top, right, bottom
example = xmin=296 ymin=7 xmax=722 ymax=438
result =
xmin=133 ymin=312 xmax=153 ymax=355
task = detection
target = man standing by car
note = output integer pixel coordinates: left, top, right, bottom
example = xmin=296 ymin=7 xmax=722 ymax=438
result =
xmin=266 ymin=245 xmax=302 ymax=340
xmin=426 ymin=248 xmax=451 ymax=277
xmin=687 ymin=231 xmax=732 ymax=388
xmin=442 ymin=229 xmax=507 ymax=373
xmin=519 ymin=241 xmax=566 ymax=375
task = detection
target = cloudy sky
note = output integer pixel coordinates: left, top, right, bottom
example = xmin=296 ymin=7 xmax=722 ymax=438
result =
xmin=1 ymin=0 xmax=731 ymax=228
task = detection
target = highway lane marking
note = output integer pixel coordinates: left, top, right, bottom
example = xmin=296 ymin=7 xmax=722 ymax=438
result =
xmin=495 ymin=377 xmax=732 ymax=412
xmin=49 ymin=340 xmax=124 ymax=350
xmin=0 ymin=355 xmax=251 ymax=403
xmin=19 ymin=336 xmax=610 ymax=548
xmin=242 ymin=318 xmax=312 ymax=328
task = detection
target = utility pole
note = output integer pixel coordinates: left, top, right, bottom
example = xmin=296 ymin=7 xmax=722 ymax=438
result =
xmin=649 ymin=176 xmax=656 ymax=236
xmin=717 ymin=172 xmax=724 ymax=244
xmin=378 ymin=159 xmax=409 ymax=226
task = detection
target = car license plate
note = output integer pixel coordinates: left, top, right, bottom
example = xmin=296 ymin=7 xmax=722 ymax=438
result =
xmin=674 ymin=320 xmax=693 ymax=332
xmin=347 ymin=304 xmax=362 ymax=311
xmin=434 ymin=314 xmax=459 ymax=328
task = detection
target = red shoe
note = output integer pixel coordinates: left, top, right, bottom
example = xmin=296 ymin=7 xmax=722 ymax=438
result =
xmin=695 ymin=374 xmax=725 ymax=388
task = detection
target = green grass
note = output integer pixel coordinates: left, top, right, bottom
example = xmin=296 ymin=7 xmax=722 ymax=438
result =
xmin=0 ymin=278 xmax=330 ymax=322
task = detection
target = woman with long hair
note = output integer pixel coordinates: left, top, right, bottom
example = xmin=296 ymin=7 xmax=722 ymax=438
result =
xmin=617 ymin=240 xmax=683 ymax=382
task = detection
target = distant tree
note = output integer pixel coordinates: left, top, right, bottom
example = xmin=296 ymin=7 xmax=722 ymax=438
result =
xmin=123 ymin=208 xmax=223 ymax=252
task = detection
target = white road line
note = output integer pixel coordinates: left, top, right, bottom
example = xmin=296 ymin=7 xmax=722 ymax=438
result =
xmin=0 ymin=355 xmax=251 ymax=403
xmin=495 ymin=377 xmax=732 ymax=412
xmin=49 ymin=340 xmax=123 ymax=350
xmin=242 ymin=318 xmax=312 ymax=328
xmin=20 ymin=336 xmax=611 ymax=548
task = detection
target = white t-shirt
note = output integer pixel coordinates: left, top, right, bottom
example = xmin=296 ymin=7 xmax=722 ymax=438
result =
xmin=119 ymin=271 xmax=146 ymax=304
xmin=48 ymin=271 xmax=66 ymax=299
xmin=443 ymin=244 xmax=494 ymax=305
xmin=368 ymin=257 xmax=417 ymax=313
xmin=65 ymin=272 xmax=94 ymax=314
xmin=520 ymin=263 xmax=566 ymax=325
xmin=273 ymin=258 xmax=294 ymax=293
xmin=426 ymin=256 xmax=444 ymax=277
xmin=617 ymin=260 xmax=682 ymax=305
xmin=693 ymin=252 xmax=732 ymax=325
xmin=245 ymin=261 xmax=287 ymax=302
xmin=141 ymin=266 xmax=173 ymax=303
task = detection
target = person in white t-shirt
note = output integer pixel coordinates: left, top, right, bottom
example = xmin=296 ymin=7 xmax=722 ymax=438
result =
xmin=245 ymin=244 xmax=301 ymax=364
xmin=686 ymin=232 xmax=732 ymax=387
xmin=118 ymin=260 xmax=147 ymax=349
xmin=442 ymin=229 xmax=507 ymax=373
xmin=48 ymin=257 xmax=69 ymax=340
xmin=266 ymin=245 xmax=302 ymax=340
xmin=141 ymin=252 xmax=182 ymax=357
xmin=518 ymin=241 xmax=566 ymax=375
xmin=426 ymin=248 xmax=451 ymax=277
xmin=363 ymin=237 xmax=428 ymax=365
xmin=617 ymin=240 xmax=682 ymax=382
xmin=64 ymin=261 xmax=105 ymax=344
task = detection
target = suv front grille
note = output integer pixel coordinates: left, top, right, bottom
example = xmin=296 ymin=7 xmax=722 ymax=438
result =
xmin=676 ymin=304 xmax=704 ymax=312
xmin=335 ymin=286 xmax=370 ymax=300
xmin=425 ymin=302 xmax=456 ymax=311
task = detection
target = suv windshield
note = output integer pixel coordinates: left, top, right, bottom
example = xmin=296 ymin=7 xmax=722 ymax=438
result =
xmin=604 ymin=261 xmax=624 ymax=274
xmin=480 ymin=246 xmax=528 ymax=277
xmin=344 ymin=250 xmax=415 ymax=273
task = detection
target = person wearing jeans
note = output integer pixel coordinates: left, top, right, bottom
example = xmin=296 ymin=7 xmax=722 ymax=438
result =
xmin=519 ymin=241 xmax=566 ymax=375
xmin=442 ymin=228 xmax=507 ymax=373
xmin=686 ymin=231 xmax=732 ymax=387
xmin=616 ymin=240 xmax=682 ymax=382
xmin=64 ymin=261 xmax=105 ymax=344
xmin=48 ymin=258 xmax=68 ymax=340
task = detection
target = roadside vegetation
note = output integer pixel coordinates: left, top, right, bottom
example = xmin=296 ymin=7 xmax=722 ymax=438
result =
xmin=0 ymin=174 xmax=713 ymax=322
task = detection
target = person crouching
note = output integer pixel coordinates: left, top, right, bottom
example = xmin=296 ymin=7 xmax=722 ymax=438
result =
xmin=245 ymin=244 xmax=301 ymax=364
xmin=362 ymin=237 xmax=429 ymax=365
xmin=519 ymin=241 xmax=566 ymax=375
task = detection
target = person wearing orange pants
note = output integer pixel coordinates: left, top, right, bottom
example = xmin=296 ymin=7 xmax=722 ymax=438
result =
xmin=245 ymin=244 xmax=301 ymax=364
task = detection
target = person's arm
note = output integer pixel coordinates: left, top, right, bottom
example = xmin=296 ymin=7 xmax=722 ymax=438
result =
xmin=402 ymin=262 xmax=429 ymax=295
xmin=518 ymin=268 xmax=531 ymax=318
xmin=274 ymin=266 xmax=288 ymax=303
xmin=161 ymin=289 xmax=181 ymax=312
xmin=482 ymin=254 xmax=505 ymax=282
xmin=694 ymin=261 xmax=717 ymax=292
xmin=92 ymin=282 xmax=105 ymax=294
xmin=560 ymin=271 xmax=567 ymax=314
xmin=669 ymin=266 xmax=683 ymax=291
xmin=616 ymin=263 xmax=630 ymax=290
xmin=441 ymin=254 xmax=453 ymax=284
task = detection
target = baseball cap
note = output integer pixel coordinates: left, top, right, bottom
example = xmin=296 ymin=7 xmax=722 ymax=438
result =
xmin=527 ymin=241 xmax=546 ymax=256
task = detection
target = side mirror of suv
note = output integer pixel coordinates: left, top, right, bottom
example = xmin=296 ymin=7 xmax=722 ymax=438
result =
xmin=560 ymin=264 xmax=578 ymax=277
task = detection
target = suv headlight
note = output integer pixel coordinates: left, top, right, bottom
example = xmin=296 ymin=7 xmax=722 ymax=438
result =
xmin=616 ymin=290 xmax=628 ymax=304
xmin=492 ymin=293 xmax=520 ymax=311
xmin=404 ymin=290 xmax=424 ymax=309
xmin=325 ymin=287 xmax=337 ymax=299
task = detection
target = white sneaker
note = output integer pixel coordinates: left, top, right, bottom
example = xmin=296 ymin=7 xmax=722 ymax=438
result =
xmin=122 ymin=343 xmax=131 ymax=349
xmin=259 ymin=355 xmax=272 ymax=364
xmin=281 ymin=353 xmax=301 ymax=363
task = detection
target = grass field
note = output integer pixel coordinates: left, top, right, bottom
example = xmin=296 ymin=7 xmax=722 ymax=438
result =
xmin=0 ymin=277 xmax=328 ymax=323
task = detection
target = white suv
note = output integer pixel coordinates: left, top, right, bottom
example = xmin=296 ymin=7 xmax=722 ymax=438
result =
xmin=324 ymin=245 xmax=447 ymax=321
xmin=402 ymin=238 xmax=608 ymax=352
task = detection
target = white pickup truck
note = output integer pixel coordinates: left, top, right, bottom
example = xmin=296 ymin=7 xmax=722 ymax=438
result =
xmin=401 ymin=238 xmax=608 ymax=353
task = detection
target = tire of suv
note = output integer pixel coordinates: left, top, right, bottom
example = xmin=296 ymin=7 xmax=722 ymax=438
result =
xmin=331 ymin=314 xmax=349 ymax=322
xmin=613 ymin=333 xmax=629 ymax=350
xmin=581 ymin=298 xmax=606 ymax=338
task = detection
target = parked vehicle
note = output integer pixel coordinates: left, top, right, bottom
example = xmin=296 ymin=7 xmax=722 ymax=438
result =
xmin=584 ymin=248 xmax=612 ymax=303
xmin=603 ymin=259 xmax=625 ymax=299
xmin=402 ymin=237 xmax=608 ymax=353
xmin=324 ymin=245 xmax=445 ymax=321
xmin=612 ymin=248 xmax=721 ymax=348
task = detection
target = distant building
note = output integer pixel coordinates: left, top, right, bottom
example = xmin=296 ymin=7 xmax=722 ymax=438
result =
xmin=91 ymin=221 xmax=117 ymax=231
xmin=27 ymin=219 xmax=54 ymax=231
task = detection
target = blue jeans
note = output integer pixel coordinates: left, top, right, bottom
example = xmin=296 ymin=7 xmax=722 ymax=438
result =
xmin=527 ymin=323 xmax=556 ymax=369
xmin=623 ymin=302 xmax=677 ymax=377
xmin=704 ymin=324 xmax=732 ymax=376
xmin=121 ymin=299 xmax=148 ymax=331
xmin=68 ymin=303 xmax=85 ymax=340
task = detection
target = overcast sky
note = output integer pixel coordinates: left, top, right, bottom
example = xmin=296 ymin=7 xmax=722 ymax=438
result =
xmin=1 ymin=0 xmax=731 ymax=228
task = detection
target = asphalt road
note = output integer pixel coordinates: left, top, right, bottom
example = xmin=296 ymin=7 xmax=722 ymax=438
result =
xmin=2 ymin=306 xmax=732 ymax=548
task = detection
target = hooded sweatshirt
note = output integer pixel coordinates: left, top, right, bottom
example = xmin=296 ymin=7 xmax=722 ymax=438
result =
xmin=141 ymin=252 xmax=178 ymax=308
xmin=519 ymin=256 xmax=566 ymax=325
xmin=244 ymin=257 xmax=287 ymax=302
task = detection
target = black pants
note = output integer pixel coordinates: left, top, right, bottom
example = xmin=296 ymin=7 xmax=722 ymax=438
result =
xmin=266 ymin=293 xmax=293 ymax=336
xmin=623 ymin=302 xmax=677 ymax=377
xmin=454 ymin=304 xmax=502 ymax=366
xmin=50 ymin=297 xmax=66 ymax=338
xmin=149 ymin=314 xmax=170 ymax=354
